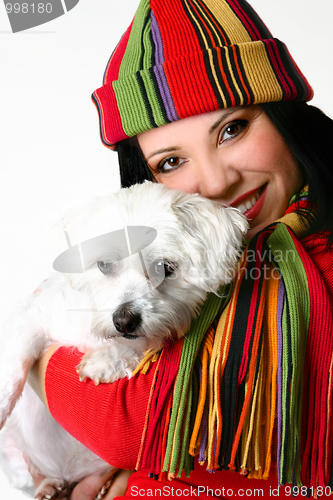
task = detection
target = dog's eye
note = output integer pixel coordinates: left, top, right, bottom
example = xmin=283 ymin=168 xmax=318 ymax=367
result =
xmin=97 ymin=261 xmax=113 ymax=275
xmin=152 ymin=260 xmax=176 ymax=278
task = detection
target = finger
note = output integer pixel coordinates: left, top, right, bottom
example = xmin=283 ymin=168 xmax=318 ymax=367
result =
xmin=70 ymin=470 xmax=118 ymax=500
xmin=104 ymin=470 xmax=135 ymax=500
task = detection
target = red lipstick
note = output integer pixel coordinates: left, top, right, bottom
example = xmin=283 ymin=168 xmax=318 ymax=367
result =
xmin=244 ymin=184 xmax=267 ymax=220
xmin=230 ymin=186 xmax=262 ymax=208
xmin=230 ymin=184 xmax=267 ymax=221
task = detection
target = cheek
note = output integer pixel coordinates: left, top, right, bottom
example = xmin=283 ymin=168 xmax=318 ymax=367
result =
xmin=155 ymin=166 xmax=197 ymax=193
xmin=243 ymin=128 xmax=302 ymax=192
xmin=243 ymin=132 xmax=289 ymax=173
xmin=267 ymin=138 xmax=304 ymax=195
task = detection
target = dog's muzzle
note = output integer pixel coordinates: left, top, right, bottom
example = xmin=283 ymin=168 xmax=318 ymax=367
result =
xmin=112 ymin=303 xmax=142 ymax=338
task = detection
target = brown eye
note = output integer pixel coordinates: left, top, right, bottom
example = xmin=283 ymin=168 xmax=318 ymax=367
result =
xmin=226 ymin=124 xmax=239 ymax=136
xmin=157 ymin=156 xmax=187 ymax=173
xmin=167 ymin=157 xmax=180 ymax=167
xmin=219 ymin=120 xmax=248 ymax=144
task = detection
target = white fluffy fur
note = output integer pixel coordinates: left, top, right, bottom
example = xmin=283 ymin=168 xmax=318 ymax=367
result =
xmin=0 ymin=182 xmax=248 ymax=498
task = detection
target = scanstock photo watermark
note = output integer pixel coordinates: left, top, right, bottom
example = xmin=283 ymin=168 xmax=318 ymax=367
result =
xmin=130 ymin=484 xmax=333 ymax=497
xmin=4 ymin=0 xmax=80 ymax=32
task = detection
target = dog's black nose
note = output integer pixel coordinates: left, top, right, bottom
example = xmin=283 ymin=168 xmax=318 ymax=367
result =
xmin=112 ymin=306 xmax=141 ymax=335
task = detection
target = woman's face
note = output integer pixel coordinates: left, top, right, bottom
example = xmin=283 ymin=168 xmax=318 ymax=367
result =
xmin=137 ymin=105 xmax=304 ymax=239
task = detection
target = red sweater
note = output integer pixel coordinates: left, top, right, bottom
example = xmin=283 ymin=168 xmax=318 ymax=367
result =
xmin=45 ymin=235 xmax=333 ymax=499
xmin=45 ymin=347 xmax=332 ymax=499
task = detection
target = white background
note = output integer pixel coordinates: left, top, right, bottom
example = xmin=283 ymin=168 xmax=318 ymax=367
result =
xmin=0 ymin=0 xmax=332 ymax=497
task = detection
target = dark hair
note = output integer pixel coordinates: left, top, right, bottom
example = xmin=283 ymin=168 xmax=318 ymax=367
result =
xmin=116 ymin=141 xmax=155 ymax=188
xmin=261 ymin=101 xmax=333 ymax=240
xmin=117 ymin=102 xmax=333 ymax=239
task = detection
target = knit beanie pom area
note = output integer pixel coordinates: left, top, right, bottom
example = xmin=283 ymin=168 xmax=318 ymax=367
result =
xmin=92 ymin=0 xmax=313 ymax=150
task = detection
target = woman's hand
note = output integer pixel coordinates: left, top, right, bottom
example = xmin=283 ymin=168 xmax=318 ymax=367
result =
xmin=30 ymin=467 xmax=134 ymax=500
xmin=69 ymin=470 xmax=134 ymax=500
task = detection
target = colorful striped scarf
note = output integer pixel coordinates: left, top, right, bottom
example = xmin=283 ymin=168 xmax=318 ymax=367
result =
xmin=134 ymin=192 xmax=333 ymax=490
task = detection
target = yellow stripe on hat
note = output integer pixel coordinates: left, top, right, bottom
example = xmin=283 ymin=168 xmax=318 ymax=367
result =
xmin=183 ymin=0 xmax=244 ymax=107
xmin=191 ymin=0 xmax=226 ymax=47
xmin=183 ymin=0 xmax=229 ymax=107
xmin=183 ymin=0 xmax=210 ymax=51
xmin=205 ymin=0 xmax=252 ymax=45
xmin=224 ymin=46 xmax=245 ymax=105
xmin=238 ymin=41 xmax=283 ymax=102
xmin=208 ymin=48 xmax=228 ymax=107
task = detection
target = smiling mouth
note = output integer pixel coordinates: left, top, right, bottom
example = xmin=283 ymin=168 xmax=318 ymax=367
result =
xmin=231 ymin=183 xmax=267 ymax=215
xmin=234 ymin=184 xmax=266 ymax=215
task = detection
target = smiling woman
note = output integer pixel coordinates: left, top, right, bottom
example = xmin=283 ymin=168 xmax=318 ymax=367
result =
xmin=24 ymin=0 xmax=333 ymax=499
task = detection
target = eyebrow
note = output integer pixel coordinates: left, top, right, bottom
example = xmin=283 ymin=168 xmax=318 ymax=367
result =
xmin=146 ymin=146 xmax=181 ymax=161
xmin=208 ymin=108 xmax=241 ymax=134
xmin=146 ymin=108 xmax=242 ymax=160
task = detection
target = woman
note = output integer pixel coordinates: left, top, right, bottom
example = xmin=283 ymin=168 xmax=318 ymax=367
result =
xmin=30 ymin=0 xmax=333 ymax=498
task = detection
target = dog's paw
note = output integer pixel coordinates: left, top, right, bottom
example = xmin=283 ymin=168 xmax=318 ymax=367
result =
xmin=77 ymin=344 xmax=141 ymax=384
xmin=35 ymin=477 xmax=74 ymax=499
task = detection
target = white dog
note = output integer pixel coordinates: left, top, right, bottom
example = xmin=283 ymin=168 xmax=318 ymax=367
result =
xmin=0 ymin=182 xmax=248 ymax=499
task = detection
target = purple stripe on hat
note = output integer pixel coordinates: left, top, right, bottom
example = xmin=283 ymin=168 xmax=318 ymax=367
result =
xmin=153 ymin=65 xmax=179 ymax=122
xmin=277 ymin=276 xmax=285 ymax=484
xmin=151 ymin=11 xmax=164 ymax=65
xmin=151 ymin=11 xmax=179 ymax=122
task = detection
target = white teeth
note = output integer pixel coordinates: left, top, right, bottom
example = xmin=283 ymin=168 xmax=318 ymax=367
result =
xmin=237 ymin=194 xmax=258 ymax=214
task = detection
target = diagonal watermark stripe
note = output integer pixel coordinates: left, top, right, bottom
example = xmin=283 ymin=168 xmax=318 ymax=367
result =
xmin=63 ymin=0 xmax=79 ymax=11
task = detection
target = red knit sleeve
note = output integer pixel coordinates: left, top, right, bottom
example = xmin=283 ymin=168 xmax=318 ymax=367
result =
xmin=45 ymin=347 xmax=156 ymax=469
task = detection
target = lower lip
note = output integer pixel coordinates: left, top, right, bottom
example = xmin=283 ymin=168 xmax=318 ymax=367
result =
xmin=244 ymin=184 xmax=267 ymax=221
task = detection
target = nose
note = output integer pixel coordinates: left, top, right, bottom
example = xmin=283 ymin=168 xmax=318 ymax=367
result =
xmin=112 ymin=304 xmax=142 ymax=335
xmin=192 ymin=158 xmax=241 ymax=200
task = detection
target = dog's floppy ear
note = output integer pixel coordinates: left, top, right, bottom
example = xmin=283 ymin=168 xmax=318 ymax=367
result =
xmin=172 ymin=193 xmax=249 ymax=292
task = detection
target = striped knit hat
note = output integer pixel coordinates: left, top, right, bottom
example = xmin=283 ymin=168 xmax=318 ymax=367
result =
xmin=92 ymin=0 xmax=313 ymax=149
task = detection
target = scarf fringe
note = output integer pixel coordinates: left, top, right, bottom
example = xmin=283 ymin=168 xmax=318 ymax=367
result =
xmin=136 ymin=195 xmax=333 ymax=490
